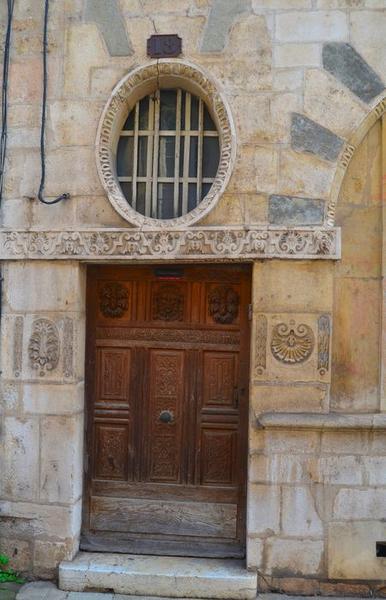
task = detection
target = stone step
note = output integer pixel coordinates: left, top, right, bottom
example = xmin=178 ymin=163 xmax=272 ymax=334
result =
xmin=59 ymin=552 xmax=257 ymax=599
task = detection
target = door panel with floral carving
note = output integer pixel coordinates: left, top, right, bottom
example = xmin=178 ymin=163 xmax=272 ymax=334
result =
xmin=83 ymin=265 xmax=250 ymax=558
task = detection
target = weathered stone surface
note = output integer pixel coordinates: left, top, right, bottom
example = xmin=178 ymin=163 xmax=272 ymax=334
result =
xmin=252 ymin=383 xmax=328 ymax=413
xmin=323 ymin=43 xmax=384 ymax=103
xmin=276 ymin=11 xmax=348 ymax=43
xmin=328 ymin=521 xmax=386 ymax=579
xmin=274 ymin=43 xmax=321 ymax=68
xmin=0 ymin=416 xmax=39 ymax=501
xmin=247 ymin=484 xmax=281 ymax=534
xmin=84 ymin=0 xmax=133 ymax=56
xmin=59 ymin=553 xmax=258 ymax=598
xmin=269 ymin=194 xmax=325 ymax=225
xmin=201 ymin=0 xmax=250 ymax=52
xmin=291 ymin=114 xmax=344 ymax=162
xmin=282 ymin=486 xmax=323 ymax=536
xmin=265 ymin=538 xmax=324 ymax=576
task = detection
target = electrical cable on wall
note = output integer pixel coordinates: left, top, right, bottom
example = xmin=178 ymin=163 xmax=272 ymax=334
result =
xmin=38 ymin=0 xmax=70 ymax=205
xmin=0 ymin=0 xmax=15 ymax=204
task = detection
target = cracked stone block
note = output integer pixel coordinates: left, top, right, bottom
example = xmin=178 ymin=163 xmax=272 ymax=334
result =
xmin=269 ymin=194 xmax=324 ymax=225
xmin=291 ymin=113 xmax=344 ymax=162
xmin=323 ymin=43 xmax=385 ymax=104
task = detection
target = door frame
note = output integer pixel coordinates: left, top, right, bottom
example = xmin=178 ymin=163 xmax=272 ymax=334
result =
xmin=81 ymin=262 xmax=252 ymax=558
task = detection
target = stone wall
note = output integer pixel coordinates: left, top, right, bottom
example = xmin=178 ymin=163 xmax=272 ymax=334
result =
xmin=1 ymin=0 xmax=386 ymax=590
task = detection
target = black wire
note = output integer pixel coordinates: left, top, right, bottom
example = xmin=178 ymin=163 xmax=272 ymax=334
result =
xmin=0 ymin=0 xmax=15 ymax=203
xmin=38 ymin=0 xmax=70 ymax=205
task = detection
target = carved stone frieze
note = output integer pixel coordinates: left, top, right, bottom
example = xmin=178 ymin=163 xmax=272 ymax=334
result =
xmin=270 ymin=321 xmax=315 ymax=365
xmin=100 ymin=282 xmax=129 ymax=318
xmin=317 ymin=314 xmax=331 ymax=376
xmin=152 ymin=285 xmax=184 ymax=321
xmin=28 ymin=319 xmax=60 ymax=377
xmin=254 ymin=315 xmax=267 ymax=376
xmin=0 ymin=227 xmax=341 ymax=261
xmin=208 ymin=286 xmax=239 ymax=324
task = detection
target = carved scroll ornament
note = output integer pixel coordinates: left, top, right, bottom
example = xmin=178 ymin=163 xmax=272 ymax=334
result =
xmin=271 ymin=321 xmax=315 ymax=365
xmin=0 ymin=228 xmax=340 ymax=261
xmin=28 ymin=318 xmax=60 ymax=377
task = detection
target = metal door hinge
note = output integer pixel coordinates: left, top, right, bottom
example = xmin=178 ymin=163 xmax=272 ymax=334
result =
xmin=248 ymin=304 xmax=253 ymax=321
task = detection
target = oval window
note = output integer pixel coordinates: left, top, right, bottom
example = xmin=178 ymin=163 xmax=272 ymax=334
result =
xmin=116 ymin=89 xmax=220 ymax=220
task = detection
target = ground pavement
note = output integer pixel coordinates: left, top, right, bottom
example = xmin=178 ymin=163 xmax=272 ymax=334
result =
xmin=0 ymin=582 xmax=367 ymax=600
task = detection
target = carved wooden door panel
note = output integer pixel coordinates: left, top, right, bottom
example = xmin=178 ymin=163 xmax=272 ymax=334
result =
xmin=82 ymin=265 xmax=250 ymax=558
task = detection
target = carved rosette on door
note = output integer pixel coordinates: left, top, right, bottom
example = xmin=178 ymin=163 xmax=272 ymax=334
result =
xmin=84 ymin=265 xmax=250 ymax=558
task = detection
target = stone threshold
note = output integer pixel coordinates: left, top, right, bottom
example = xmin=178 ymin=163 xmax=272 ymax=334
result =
xmin=256 ymin=412 xmax=386 ymax=431
xmin=59 ymin=552 xmax=257 ymax=599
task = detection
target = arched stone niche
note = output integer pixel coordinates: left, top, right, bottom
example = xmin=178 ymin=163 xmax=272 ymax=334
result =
xmin=331 ymin=117 xmax=383 ymax=411
xmin=96 ymin=59 xmax=236 ymax=229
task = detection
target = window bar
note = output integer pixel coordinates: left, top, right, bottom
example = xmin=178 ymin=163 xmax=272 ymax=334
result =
xmin=182 ymin=91 xmax=191 ymax=215
xmin=151 ymin=90 xmax=161 ymax=219
xmin=131 ymin=101 xmax=139 ymax=210
xmin=174 ymin=89 xmax=182 ymax=217
xmin=145 ymin=94 xmax=156 ymax=217
xmin=196 ymin=98 xmax=204 ymax=206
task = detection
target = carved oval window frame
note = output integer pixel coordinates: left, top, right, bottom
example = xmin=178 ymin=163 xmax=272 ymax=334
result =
xmin=96 ymin=60 xmax=236 ymax=229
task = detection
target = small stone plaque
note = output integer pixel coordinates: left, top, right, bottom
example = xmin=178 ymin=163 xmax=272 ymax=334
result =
xmin=147 ymin=34 xmax=182 ymax=58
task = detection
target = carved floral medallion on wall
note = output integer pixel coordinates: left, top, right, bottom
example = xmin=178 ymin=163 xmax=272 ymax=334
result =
xmin=208 ymin=286 xmax=239 ymax=324
xmin=270 ymin=320 xmax=315 ymax=364
xmin=152 ymin=284 xmax=184 ymax=321
xmin=28 ymin=318 xmax=60 ymax=377
xmin=100 ymin=282 xmax=129 ymax=318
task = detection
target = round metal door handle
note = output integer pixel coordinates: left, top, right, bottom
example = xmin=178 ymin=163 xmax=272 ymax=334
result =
xmin=159 ymin=410 xmax=174 ymax=424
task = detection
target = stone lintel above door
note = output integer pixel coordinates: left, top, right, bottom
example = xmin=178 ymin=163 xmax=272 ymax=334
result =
xmin=0 ymin=226 xmax=341 ymax=261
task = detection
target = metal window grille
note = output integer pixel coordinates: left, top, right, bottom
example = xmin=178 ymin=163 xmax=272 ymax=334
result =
xmin=117 ymin=89 xmax=220 ymax=220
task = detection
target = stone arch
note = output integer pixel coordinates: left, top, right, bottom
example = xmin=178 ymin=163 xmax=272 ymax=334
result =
xmin=327 ymin=92 xmax=386 ymax=227
xmin=330 ymin=112 xmax=384 ymax=411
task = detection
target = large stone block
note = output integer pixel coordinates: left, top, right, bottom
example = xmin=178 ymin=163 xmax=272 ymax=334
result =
xmin=84 ymin=0 xmax=133 ymax=56
xmin=328 ymin=521 xmax=386 ymax=580
xmin=318 ymin=455 xmax=362 ymax=485
xmin=331 ymin=278 xmax=381 ymax=412
xmin=0 ymin=416 xmax=39 ymax=501
xmin=276 ymin=11 xmax=348 ymax=43
xmin=282 ymin=486 xmax=324 ymax=536
xmin=247 ymin=484 xmax=281 ymax=535
xmin=279 ymin=148 xmax=335 ymax=199
xmin=264 ymin=430 xmax=320 ymax=454
xmin=22 ymin=382 xmax=84 ymax=415
xmin=265 ymin=538 xmax=324 ymax=576
xmin=252 ymin=261 xmax=334 ymax=313
xmin=323 ymin=42 xmax=384 ymax=103
xmin=291 ymin=114 xmax=343 ymax=162
xmin=40 ymin=415 xmax=83 ymax=503
xmin=333 ymin=488 xmax=386 ymax=520
xmin=321 ymin=430 xmax=370 ymax=455
xmin=304 ymin=69 xmax=367 ymax=139
xmin=252 ymin=383 xmax=328 ymax=413
xmin=0 ymin=499 xmax=82 ymax=539
xmin=274 ymin=43 xmax=321 ymax=68
xmin=250 ymin=454 xmax=319 ymax=484
xmin=0 ymin=538 xmax=31 ymax=572
xmin=4 ymin=261 xmax=85 ymax=313
xmin=350 ymin=11 xmax=386 ymax=89
xmin=49 ymin=100 xmax=103 ymax=147
xmin=201 ymin=0 xmax=250 ymax=53
xmin=269 ymin=194 xmax=325 ymax=225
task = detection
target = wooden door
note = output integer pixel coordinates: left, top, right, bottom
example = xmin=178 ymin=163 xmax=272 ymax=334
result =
xmin=82 ymin=265 xmax=251 ymax=558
